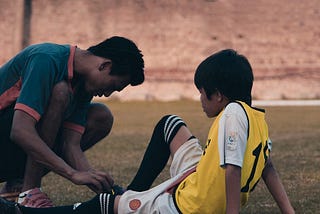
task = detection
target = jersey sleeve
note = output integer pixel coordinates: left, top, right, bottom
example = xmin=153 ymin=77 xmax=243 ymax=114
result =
xmin=218 ymin=103 xmax=249 ymax=168
xmin=63 ymin=99 xmax=91 ymax=134
xmin=15 ymin=54 xmax=59 ymax=121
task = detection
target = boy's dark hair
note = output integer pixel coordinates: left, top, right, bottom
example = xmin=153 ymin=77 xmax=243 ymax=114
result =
xmin=194 ymin=49 xmax=254 ymax=105
xmin=87 ymin=36 xmax=145 ymax=86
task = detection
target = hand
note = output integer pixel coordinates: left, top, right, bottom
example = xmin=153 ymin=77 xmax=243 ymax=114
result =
xmin=70 ymin=169 xmax=114 ymax=193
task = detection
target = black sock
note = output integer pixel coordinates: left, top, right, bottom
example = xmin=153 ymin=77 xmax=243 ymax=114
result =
xmin=20 ymin=195 xmax=100 ymax=214
xmin=127 ymin=115 xmax=186 ymax=191
xmin=99 ymin=193 xmax=115 ymax=214
xmin=21 ymin=206 xmax=72 ymax=214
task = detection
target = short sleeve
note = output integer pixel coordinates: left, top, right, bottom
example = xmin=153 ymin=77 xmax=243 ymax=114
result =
xmin=218 ymin=103 xmax=249 ymax=168
xmin=15 ymin=54 xmax=59 ymax=121
xmin=63 ymin=97 xmax=91 ymax=134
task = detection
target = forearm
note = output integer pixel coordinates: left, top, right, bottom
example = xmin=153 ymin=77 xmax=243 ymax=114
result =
xmin=61 ymin=129 xmax=91 ymax=171
xmin=12 ymin=127 xmax=76 ymax=180
xmin=63 ymin=143 xmax=91 ymax=171
xmin=225 ymin=164 xmax=241 ymax=214
xmin=262 ymin=159 xmax=294 ymax=214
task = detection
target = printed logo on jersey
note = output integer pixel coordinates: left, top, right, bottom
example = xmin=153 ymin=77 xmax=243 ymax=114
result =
xmin=129 ymin=199 xmax=141 ymax=210
xmin=227 ymin=131 xmax=238 ymax=151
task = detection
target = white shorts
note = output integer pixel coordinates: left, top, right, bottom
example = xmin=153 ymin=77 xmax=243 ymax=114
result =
xmin=118 ymin=138 xmax=203 ymax=214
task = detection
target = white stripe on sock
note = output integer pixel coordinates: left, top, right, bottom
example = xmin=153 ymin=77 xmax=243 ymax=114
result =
xmin=164 ymin=115 xmax=176 ymax=138
xmin=165 ymin=116 xmax=183 ymax=143
xmin=167 ymin=120 xmax=184 ymax=143
xmin=99 ymin=194 xmax=103 ymax=214
xmin=164 ymin=115 xmax=180 ymax=142
xmin=106 ymin=194 xmax=110 ymax=214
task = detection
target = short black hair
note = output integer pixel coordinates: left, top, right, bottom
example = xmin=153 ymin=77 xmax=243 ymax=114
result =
xmin=194 ymin=49 xmax=254 ymax=105
xmin=87 ymin=36 xmax=144 ymax=86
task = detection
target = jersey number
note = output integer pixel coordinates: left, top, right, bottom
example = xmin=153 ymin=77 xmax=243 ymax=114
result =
xmin=241 ymin=142 xmax=268 ymax=192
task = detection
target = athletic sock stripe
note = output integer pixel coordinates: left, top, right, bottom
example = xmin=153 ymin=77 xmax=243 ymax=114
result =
xmin=164 ymin=115 xmax=185 ymax=143
xmin=104 ymin=194 xmax=107 ymax=214
xmin=99 ymin=194 xmax=104 ymax=214
xmin=165 ymin=116 xmax=183 ymax=143
xmin=100 ymin=193 xmax=109 ymax=214
xmin=164 ymin=116 xmax=178 ymax=143
xmin=166 ymin=120 xmax=185 ymax=143
xmin=106 ymin=194 xmax=110 ymax=214
xmin=164 ymin=115 xmax=181 ymax=137
xmin=164 ymin=115 xmax=177 ymax=136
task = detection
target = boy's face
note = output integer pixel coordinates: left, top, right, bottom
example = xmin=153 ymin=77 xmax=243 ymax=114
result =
xmin=84 ymin=58 xmax=131 ymax=97
xmin=90 ymin=74 xmax=130 ymax=97
xmin=199 ymin=88 xmax=225 ymax=118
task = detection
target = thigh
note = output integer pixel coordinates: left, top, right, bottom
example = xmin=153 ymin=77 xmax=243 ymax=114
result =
xmin=118 ymin=180 xmax=180 ymax=214
xmin=170 ymin=138 xmax=203 ymax=177
xmin=80 ymin=103 xmax=113 ymax=151
xmin=0 ymin=105 xmax=27 ymax=181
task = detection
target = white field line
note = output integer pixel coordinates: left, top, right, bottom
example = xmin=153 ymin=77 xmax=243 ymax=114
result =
xmin=252 ymin=100 xmax=320 ymax=106
xmin=94 ymin=97 xmax=320 ymax=106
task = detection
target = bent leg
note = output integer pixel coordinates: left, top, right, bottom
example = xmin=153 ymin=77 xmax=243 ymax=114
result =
xmin=22 ymin=81 xmax=70 ymax=192
xmin=0 ymin=104 xmax=25 ymax=199
xmin=80 ymin=103 xmax=113 ymax=151
xmin=127 ymin=115 xmax=192 ymax=191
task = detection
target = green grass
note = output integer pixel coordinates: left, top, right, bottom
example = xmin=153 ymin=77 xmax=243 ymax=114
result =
xmin=6 ymin=100 xmax=320 ymax=213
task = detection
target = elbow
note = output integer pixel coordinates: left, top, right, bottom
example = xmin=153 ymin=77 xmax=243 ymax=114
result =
xmin=10 ymin=124 xmax=27 ymax=147
xmin=262 ymin=158 xmax=276 ymax=181
xmin=10 ymin=126 xmax=21 ymax=144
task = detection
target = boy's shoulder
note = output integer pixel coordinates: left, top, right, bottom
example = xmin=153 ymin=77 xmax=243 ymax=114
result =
xmin=224 ymin=101 xmax=246 ymax=115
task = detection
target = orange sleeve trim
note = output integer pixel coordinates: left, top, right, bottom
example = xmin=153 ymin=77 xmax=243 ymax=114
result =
xmin=63 ymin=121 xmax=85 ymax=134
xmin=0 ymin=79 xmax=22 ymax=110
xmin=68 ymin=46 xmax=76 ymax=80
xmin=14 ymin=103 xmax=41 ymax=121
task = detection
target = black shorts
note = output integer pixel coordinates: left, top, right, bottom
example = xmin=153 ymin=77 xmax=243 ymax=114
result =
xmin=0 ymin=104 xmax=27 ymax=181
xmin=0 ymin=103 xmax=97 ymax=182
xmin=0 ymin=104 xmax=67 ymax=182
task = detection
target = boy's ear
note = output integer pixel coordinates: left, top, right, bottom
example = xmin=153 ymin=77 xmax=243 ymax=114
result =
xmin=216 ymin=90 xmax=224 ymax=102
xmin=98 ymin=60 xmax=112 ymax=71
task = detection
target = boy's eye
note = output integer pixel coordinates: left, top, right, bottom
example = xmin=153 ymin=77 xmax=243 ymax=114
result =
xmin=99 ymin=64 xmax=105 ymax=71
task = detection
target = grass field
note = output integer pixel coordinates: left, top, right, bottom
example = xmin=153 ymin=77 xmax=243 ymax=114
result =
xmin=10 ymin=100 xmax=320 ymax=213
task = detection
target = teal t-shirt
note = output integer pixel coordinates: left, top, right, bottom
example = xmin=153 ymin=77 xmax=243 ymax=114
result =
xmin=0 ymin=43 xmax=91 ymax=133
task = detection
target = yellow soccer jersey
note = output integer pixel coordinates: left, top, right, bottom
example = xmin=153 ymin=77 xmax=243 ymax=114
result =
xmin=175 ymin=101 xmax=270 ymax=213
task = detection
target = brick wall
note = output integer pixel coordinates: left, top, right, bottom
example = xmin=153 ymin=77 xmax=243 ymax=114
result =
xmin=1 ymin=0 xmax=319 ymax=100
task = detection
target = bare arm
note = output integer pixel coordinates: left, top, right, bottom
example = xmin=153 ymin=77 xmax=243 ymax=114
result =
xmin=11 ymin=110 xmax=77 ymax=178
xmin=262 ymin=158 xmax=295 ymax=214
xmin=61 ymin=129 xmax=92 ymax=171
xmin=225 ymin=164 xmax=241 ymax=214
xmin=62 ymin=128 xmax=114 ymax=192
xmin=11 ymin=110 xmax=113 ymax=193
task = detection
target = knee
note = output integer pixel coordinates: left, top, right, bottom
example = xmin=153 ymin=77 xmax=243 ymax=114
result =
xmin=51 ymin=81 xmax=70 ymax=109
xmin=157 ymin=114 xmax=184 ymax=129
xmin=156 ymin=115 xmax=187 ymax=144
xmin=87 ymin=103 xmax=114 ymax=138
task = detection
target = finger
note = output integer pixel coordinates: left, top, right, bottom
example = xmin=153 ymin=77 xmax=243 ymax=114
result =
xmin=90 ymin=176 xmax=104 ymax=193
xmin=95 ymin=170 xmax=114 ymax=183
xmin=94 ymin=171 xmax=114 ymax=191
xmin=106 ymin=174 xmax=114 ymax=187
xmin=90 ymin=173 xmax=111 ymax=193
xmin=98 ymin=175 xmax=112 ymax=192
